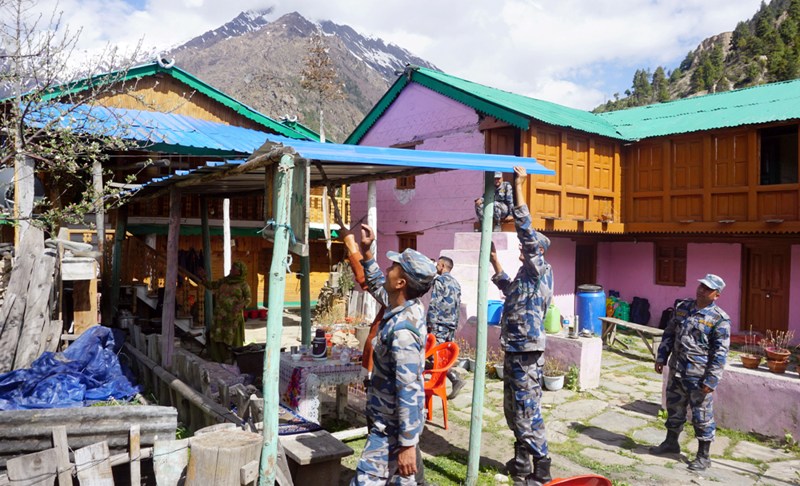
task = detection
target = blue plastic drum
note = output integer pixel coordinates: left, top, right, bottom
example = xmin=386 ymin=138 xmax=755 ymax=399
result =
xmin=488 ymin=300 xmax=503 ymax=325
xmin=575 ymin=284 xmax=606 ymax=335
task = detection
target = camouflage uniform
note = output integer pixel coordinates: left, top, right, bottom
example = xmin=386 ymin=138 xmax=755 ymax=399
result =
xmin=492 ymin=204 xmax=554 ymax=460
xmin=656 ymin=299 xmax=731 ymax=441
xmin=426 ymin=272 xmax=461 ymax=343
xmin=352 ymin=257 xmax=429 ymax=486
xmin=475 ymin=181 xmax=515 ymax=222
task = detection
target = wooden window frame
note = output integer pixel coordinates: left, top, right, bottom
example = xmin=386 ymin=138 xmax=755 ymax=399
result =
xmin=392 ymin=142 xmax=419 ymax=190
xmin=398 ymin=232 xmax=419 ymax=252
xmin=655 ymin=241 xmax=687 ymax=286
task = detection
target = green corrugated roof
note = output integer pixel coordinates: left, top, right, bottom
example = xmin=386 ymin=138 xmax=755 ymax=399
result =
xmin=598 ymin=78 xmax=800 ymax=140
xmin=279 ymin=119 xmax=322 ymax=142
xmin=347 ymin=67 xmax=800 ymax=146
xmin=18 ymin=62 xmax=309 ymax=140
xmin=346 ymin=66 xmax=624 ymax=144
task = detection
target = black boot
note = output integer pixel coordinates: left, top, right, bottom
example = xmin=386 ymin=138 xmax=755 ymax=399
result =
xmin=447 ymin=369 xmax=465 ymax=399
xmin=504 ymin=441 xmax=531 ymax=477
xmin=649 ymin=430 xmax=681 ymax=455
xmin=688 ymin=440 xmax=711 ymax=471
xmin=524 ymin=456 xmax=551 ymax=485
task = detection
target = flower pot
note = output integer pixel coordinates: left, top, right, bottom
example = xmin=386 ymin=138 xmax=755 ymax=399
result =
xmin=765 ymin=347 xmax=791 ymax=362
xmin=494 ymin=364 xmax=504 ymax=379
xmin=740 ymin=354 xmax=762 ymax=369
xmin=457 ymin=357 xmax=475 ymax=372
xmin=767 ymin=358 xmax=788 ymax=374
xmin=543 ymin=374 xmax=565 ymax=391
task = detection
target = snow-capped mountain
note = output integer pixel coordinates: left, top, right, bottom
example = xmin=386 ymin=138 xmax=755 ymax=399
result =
xmin=165 ymin=10 xmax=439 ymax=141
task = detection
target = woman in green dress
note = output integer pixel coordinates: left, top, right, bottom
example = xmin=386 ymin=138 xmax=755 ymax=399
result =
xmin=203 ymin=261 xmax=252 ymax=362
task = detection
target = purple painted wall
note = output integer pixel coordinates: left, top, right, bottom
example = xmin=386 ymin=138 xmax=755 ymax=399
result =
xmin=351 ymin=84 xmax=485 ymax=271
xmin=596 ymin=241 xmax=743 ymax=331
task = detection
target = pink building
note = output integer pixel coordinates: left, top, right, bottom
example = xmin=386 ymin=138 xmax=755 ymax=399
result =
xmin=348 ymin=67 xmax=800 ymax=345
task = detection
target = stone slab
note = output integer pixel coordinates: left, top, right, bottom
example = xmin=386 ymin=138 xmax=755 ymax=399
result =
xmin=549 ymin=399 xmax=608 ymax=421
xmin=730 ymin=441 xmax=795 ymax=462
xmin=588 ymin=410 xmax=649 ymax=435
xmin=580 ymin=447 xmax=638 ymax=467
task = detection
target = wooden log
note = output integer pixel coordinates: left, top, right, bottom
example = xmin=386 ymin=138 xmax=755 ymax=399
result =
xmin=13 ymin=248 xmax=57 ymax=369
xmin=123 ymin=343 xmax=244 ymax=430
xmin=74 ymin=441 xmax=113 ymax=486
xmin=153 ymin=438 xmax=189 ymax=486
xmin=186 ymin=430 xmax=262 ymax=486
xmin=0 ymin=228 xmax=42 ymax=372
xmin=6 ymin=448 xmax=57 ymax=486
xmin=51 ymin=426 xmax=72 ymax=486
xmin=129 ymin=425 xmax=141 ymax=486
xmin=0 ymin=406 xmax=177 ymax=465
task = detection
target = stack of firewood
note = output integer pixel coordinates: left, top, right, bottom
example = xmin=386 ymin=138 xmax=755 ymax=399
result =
xmin=0 ymin=227 xmax=59 ymax=372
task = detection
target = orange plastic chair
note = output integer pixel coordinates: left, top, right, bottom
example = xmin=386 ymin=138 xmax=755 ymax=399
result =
xmin=544 ymin=474 xmax=612 ymax=486
xmin=423 ymin=341 xmax=459 ymax=429
xmin=424 ymin=333 xmax=437 ymax=359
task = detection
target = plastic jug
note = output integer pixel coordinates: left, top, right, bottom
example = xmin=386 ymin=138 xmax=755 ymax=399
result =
xmin=544 ymin=303 xmax=561 ymax=334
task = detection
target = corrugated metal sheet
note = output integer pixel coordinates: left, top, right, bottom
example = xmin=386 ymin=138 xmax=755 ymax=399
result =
xmin=28 ymin=103 xmax=272 ymax=156
xmin=598 ymin=78 xmax=800 ymax=139
xmin=131 ymin=136 xmax=555 ymax=199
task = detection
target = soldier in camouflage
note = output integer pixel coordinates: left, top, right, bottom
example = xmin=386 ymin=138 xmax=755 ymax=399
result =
xmin=425 ymin=256 xmax=465 ymax=399
xmin=489 ymin=166 xmax=554 ymax=485
xmin=351 ymin=224 xmax=437 ymax=486
xmin=475 ymin=171 xmax=515 ymax=229
xmin=650 ymin=274 xmax=731 ymax=472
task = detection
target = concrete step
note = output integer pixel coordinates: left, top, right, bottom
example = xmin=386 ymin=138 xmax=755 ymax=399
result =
xmin=134 ymin=284 xmax=158 ymax=310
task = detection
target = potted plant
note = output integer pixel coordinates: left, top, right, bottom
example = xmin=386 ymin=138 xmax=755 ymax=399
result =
xmin=486 ymin=348 xmax=505 ymax=379
xmin=455 ymin=338 xmax=476 ymax=372
xmin=764 ymin=329 xmax=793 ymax=362
xmin=739 ymin=325 xmax=762 ymax=369
xmin=542 ymin=356 xmax=567 ymax=391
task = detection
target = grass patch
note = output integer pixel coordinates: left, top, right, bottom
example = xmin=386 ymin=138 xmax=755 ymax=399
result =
xmin=423 ymin=452 xmax=499 ymax=485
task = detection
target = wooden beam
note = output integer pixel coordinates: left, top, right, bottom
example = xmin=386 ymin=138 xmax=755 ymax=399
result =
xmin=200 ymin=197 xmax=213 ymax=338
xmin=161 ymin=186 xmax=181 ymax=369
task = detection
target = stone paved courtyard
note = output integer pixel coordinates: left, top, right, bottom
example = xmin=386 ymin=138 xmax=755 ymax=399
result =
xmin=336 ymin=330 xmax=800 ymax=485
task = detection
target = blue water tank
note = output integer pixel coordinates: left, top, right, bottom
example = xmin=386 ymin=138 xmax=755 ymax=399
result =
xmin=575 ymin=284 xmax=606 ymax=335
xmin=488 ymin=300 xmax=503 ymax=325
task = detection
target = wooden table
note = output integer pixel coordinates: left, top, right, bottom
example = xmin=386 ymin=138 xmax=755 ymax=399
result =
xmin=279 ymin=353 xmax=362 ymax=423
xmin=600 ymin=317 xmax=664 ymax=359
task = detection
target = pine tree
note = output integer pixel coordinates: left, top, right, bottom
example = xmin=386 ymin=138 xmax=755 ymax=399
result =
xmin=652 ymin=67 xmax=670 ymax=102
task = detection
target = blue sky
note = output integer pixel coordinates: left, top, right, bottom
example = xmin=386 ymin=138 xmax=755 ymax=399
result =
xmin=35 ymin=0 xmax=766 ymax=109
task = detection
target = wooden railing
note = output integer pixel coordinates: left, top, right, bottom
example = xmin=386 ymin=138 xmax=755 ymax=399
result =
xmin=120 ymin=235 xmax=206 ymax=327
xmin=309 ymin=193 xmax=350 ymax=226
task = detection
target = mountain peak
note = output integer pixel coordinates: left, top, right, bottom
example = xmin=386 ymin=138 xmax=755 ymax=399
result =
xmin=176 ymin=8 xmax=274 ymax=52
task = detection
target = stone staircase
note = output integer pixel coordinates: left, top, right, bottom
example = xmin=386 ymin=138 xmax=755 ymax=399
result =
xmin=438 ymin=231 xmax=524 ymax=352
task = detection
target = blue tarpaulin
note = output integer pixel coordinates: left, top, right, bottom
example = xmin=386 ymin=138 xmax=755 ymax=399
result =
xmin=0 ymin=326 xmax=140 ymax=410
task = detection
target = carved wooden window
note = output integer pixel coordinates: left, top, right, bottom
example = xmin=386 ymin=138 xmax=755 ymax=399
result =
xmin=655 ymin=241 xmax=687 ymax=286
xmin=760 ymin=125 xmax=798 ymax=185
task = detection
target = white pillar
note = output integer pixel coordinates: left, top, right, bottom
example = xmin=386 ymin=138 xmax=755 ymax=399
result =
xmin=223 ymin=198 xmax=231 ymax=276
xmin=364 ymin=181 xmax=379 ymax=321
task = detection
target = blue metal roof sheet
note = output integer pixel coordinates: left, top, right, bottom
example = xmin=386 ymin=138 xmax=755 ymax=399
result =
xmin=27 ymin=103 xmax=276 ymax=156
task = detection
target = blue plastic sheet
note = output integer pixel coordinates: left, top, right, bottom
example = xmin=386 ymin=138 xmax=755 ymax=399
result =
xmin=0 ymin=325 xmax=140 ymax=410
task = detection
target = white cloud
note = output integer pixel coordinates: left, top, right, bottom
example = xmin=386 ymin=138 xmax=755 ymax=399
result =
xmin=14 ymin=0 xmax=766 ymax=109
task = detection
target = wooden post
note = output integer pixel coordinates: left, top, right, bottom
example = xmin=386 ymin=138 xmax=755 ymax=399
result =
xmin=300 ymin=163 xmax=311 ymax=346
xmin=223 ymin=198 xmax=231 ymax=276
xmin=129 ymin=425 xmax=141 ymax=486
xmin=110 ymin=205 xmax=128 ymax=320
xmin=465 ymin=171 xmax=494 ymax=486
xmin=200 ymin=197 xmax=213 ymax=337
xmin=259 ymin=154 xmax=295 ymax=486
xmin=52 ymin=425 xmax=72 ymax=486
xmin=161 ymin=187 xmax=181 ymax=369
xmin=93 ymin=160 xmax=106 ymax=324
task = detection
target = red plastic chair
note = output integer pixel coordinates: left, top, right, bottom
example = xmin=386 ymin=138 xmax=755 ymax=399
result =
xmin=424 ymin=333 xmax=437 ymax=359
xmin=423 ymin=341 xmax=459 ymax=429
xmin=544 ymin=474 xmax=612 ymax=486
